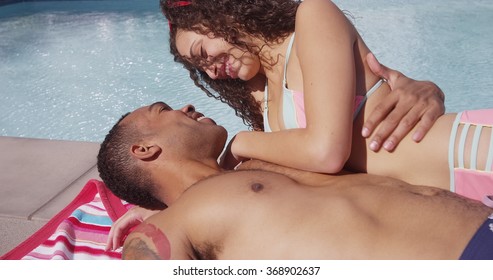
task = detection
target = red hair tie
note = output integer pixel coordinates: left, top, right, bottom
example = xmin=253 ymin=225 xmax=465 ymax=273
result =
xmin=168 ymin=1 xmax=192 ymax=8
xmin=167 ymin=1 xmax=192 ymax=30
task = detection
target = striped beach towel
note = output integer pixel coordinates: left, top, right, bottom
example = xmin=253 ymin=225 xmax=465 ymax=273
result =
xmin=1 ymin=179 xmax=132 ymax=260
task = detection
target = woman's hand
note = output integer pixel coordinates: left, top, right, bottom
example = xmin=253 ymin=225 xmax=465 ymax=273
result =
xmin=363 ymin=53 xmax=445 ymax=152
xmin=105 ymin=206 xmax=160 ymax=251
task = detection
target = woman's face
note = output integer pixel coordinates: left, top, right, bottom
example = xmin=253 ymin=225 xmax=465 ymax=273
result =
xmin=175 ymin=29 xmax=261 ymax=81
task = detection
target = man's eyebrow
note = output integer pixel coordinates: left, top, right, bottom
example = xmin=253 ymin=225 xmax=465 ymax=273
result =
xmin=148 ymin=102 xmax=163 ymax=113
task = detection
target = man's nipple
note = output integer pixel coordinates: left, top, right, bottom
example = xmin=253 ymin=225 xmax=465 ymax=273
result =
xmin=251 ymin=183 xmax=264 ymax=192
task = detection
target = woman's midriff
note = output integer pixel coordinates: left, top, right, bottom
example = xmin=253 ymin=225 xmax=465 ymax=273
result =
xmin=347 ymin=82 xmax=454 ymax=189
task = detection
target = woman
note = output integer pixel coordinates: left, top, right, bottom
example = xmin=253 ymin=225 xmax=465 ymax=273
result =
xmin=164 ymin=0 xmax=445 ymax=149
xmin=162 ymin=0 xmax=492 ymax=199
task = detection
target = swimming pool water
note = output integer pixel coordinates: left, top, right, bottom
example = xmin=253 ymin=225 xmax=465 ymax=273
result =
xmin=335 ymin=0 xmax=493 ymax=111
xmin=1 ymin=0 xmax=492 ymax=142
xmin=0 ymin=0 xmax=246 ymax=142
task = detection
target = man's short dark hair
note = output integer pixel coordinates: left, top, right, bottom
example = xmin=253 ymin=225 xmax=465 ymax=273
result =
xmin=97 ymin=113 xmax=166 ymax=210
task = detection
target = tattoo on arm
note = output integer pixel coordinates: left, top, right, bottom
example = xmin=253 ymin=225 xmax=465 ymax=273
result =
xmin=122 ymin=222 xmax=171 ymax=260
xmin=123 ymin=238 xmax=162 ymax=260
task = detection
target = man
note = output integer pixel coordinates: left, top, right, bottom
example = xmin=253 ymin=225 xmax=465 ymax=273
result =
xmin=97 ymin=101 xmax=493 ymax=260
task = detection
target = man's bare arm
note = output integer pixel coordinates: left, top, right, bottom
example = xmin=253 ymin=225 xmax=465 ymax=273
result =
xmin=122 ymin=222 xmax=171 ymax=260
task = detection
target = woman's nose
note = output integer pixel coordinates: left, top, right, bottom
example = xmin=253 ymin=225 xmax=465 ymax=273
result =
xmin=205 ymin=64 xmax=218 ymax=79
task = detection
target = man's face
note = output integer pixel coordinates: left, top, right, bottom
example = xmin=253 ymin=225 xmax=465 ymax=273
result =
xmin=122 ymin=101 xmax=228 ymax=160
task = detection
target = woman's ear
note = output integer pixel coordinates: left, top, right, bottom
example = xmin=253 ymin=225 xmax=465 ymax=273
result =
xmin=131 ymin=144 xmax=162 ymax=161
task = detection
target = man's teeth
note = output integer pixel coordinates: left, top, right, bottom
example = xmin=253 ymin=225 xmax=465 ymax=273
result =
xmin=197 ymin=116 xmax=205 ymax=121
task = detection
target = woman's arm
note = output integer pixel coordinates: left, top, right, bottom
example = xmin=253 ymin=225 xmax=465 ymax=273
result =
xmin=232 ymin=0 xmax=358 ymax=173
xmin=237 ymin=159 xmax=351 ymax=187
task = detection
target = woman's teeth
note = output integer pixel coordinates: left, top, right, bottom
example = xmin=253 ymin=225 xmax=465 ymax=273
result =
xmin=225 ymin=62 xmax=232 ymax=77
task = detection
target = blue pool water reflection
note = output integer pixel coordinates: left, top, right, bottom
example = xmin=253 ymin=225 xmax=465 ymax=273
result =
xmin=1 ymin=0 xmax=492 ymax=142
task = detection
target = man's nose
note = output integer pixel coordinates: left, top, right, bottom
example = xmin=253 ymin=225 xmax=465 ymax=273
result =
xmin=181 ymin=104 xmax=195 ymax=114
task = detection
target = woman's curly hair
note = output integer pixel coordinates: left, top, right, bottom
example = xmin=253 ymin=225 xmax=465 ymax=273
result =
xmin=161 ymin=0 xmax=301 ymax=131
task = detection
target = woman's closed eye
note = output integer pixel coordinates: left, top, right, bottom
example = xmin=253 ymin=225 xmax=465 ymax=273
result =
xmin=200 ymin=46 xmax=207 ymax=59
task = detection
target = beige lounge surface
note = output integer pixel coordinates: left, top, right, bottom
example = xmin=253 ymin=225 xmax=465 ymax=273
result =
xmin=0 ymin=136 xmax=101 ymax=256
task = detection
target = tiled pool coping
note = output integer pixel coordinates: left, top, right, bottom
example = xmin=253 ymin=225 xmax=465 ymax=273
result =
xmin=0 ymin=136 xmax=101 ymax=256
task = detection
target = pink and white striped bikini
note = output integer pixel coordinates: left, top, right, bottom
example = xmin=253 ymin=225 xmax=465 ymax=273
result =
xmin=448 ymin=109 xmax=493 ymax=203
xmin=263 ymin=33 xmax=383 ymax=132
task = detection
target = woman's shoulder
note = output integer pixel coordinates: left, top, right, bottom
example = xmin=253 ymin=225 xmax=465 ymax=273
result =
xmin=295 ymin=0 xmax=354 ymax=38
xmin=297 ymin=0 xmax=340 ymax=15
